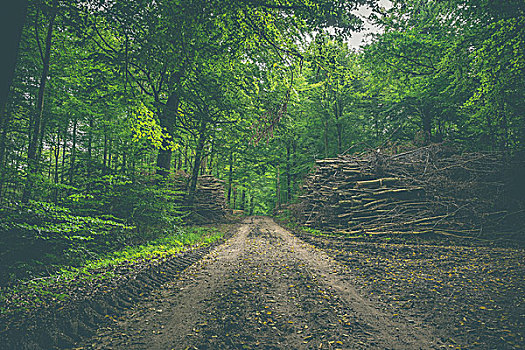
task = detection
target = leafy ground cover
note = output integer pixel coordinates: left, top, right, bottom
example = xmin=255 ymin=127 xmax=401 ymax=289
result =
xmin=0 ymin=224 xmax=225 ymax=315
xmin=0 ymin=222 xmax=236 ymax=349
xmin=286 ymin=224 xmax=525 ymax=349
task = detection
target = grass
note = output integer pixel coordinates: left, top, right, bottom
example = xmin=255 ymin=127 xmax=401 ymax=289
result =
xmin=0 ymin=225 xmax=225 ymax=315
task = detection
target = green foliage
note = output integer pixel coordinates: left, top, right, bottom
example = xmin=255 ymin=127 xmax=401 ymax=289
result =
xmin=0 ymin=225 xmax=224 ymax=312
xmin=64 ymin=175 xmax=187 ymax=234
xmin=1 ymin=0 xmax=523 ymax=296
xmin=0 ymin=200 xmax=134 ymax=284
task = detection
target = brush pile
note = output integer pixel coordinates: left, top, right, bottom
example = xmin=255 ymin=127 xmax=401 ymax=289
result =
xmin=296 ymin=144 xmax=523 ymax=237
xmin=172 ymin=173 xmax=229 ymax=223
xmin=191 ymin=175 xmax=228 ymax=221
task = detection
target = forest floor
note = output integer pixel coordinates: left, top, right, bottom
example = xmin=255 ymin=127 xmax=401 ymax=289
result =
xmin=5 ymin=216 xmax=521 ymax=349
xmin=73 ymin=216 xmax=524 ymax=350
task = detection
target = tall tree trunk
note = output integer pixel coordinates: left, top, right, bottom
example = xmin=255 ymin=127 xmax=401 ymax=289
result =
xmin=69 ymin=118 xmax=77 ymax=185
xmin=122 ymin=142 xmax=127 ymax=173
xmin=87 ymin=117 xmax=93 ymax=176
xmin=183 ymin=142 xmax=188 ymax=171
xmin=291 ymin=138 xmax=296 ymax=197
xmin=275 ymin=164 xmax=281 ymax=210
xmin=53 ymin=129 xmax=60 ymax=203
xmin=0 ymin=109 xmax=12 ymax=196
xmin=286 ymin=144 xmax=291 ymax=202
xmin=176 ymin=147 xmax=182 ymax=170
xmin=419 ymin=104 xmax=432 ymax=145
xmin=334 ymin=100 xmax=342 ymax=154
xmin=156 ymin=84 xmax=181 ymax=177
xmin=324 ymin=119 xmax=329 ymax=158
xmin=60 ymin=125 xmax=67 ymax=184
xmin=227 ymin=149 xmax=233 ymax=205
xmin=108 ymin=137 xmax=112 ymax=172
xmin=187 ymin=121 xmax=207 ymax=205
xmin=103 ymin=126 xmax=108 ymax=174
xmin=208 ymin=135 xmax=215 ymax=175
xmin=22 ymin=0 xmax=57 ymax=202
xmin=241 ymin=189 xmax=245 ymax=211
xmin=0 ymin=0 xmax=28 ymax=120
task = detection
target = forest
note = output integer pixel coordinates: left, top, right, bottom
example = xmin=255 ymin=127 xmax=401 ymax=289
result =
xmin=0 ymin=0 xmax=524 ymax=349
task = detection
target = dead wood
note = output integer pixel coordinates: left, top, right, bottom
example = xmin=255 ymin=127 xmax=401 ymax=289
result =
xmin=294 ymin=144 xmax=524 ymax=238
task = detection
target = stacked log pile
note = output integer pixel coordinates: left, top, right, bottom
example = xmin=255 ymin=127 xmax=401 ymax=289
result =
xmin=296 ymin=145 xmax=523 ymax=236
xmin=191 ymin=175 xmax=228 ymax=222
xmin=172 ymin=173 xmax=228 ymax=223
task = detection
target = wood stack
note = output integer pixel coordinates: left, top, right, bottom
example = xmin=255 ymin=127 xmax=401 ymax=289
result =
xmin=171 ymin=173 xmax=229 ymax=223
xmin=191 ymin=175 xmax=228 ymax=222
xmin=296 ymin=145 xmax=522 ymax=236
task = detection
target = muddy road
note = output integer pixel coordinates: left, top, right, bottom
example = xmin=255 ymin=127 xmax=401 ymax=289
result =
xmin=82 ymin=217 xmax=447 ymax=349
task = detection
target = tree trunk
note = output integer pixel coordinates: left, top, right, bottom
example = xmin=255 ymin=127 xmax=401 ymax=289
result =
xmin=0 ymin=109 xmax=12 ymax=196
xmin=335 ymin=100 xmax=342 ymax=154
xmin=227 ymin=149 xmax=233 ymax=205
xmin=88 ymin=117 xmax=93 ymax=176
xmin=22 ymin=0 xmax=57 ymax=202
xmin=108 ymin=137 xmax=112 ymax=171
xmin=286 ymin=144 xmax=291 ymax=202
xmin=291 ymin=138 xmax=296 ymax=197
xmin=276 ymin=164 xmax=281 ymax=210
xmin=156 ymin=86 xmax=180 ymax=177
xmin=183 ymin=142 xmax=188 ymax=171
xmin=103 ymin=126 xmax=108 ymax=174
xmin=0 ymin=0 xmax=28 ymax=121
xmin=69 ymin=118 xmax=77 ymax=185
xmin=420 ymin=104 xmax=432 ymax=145
xmin=324 ymin=119 xmax=329 ymax=158
xmin=60 ymin=125 xmax=67 ymax=184
xmin=187 ymin=120 xmax=207 ymax=205
xmin=53 ymin=129 xmax=60 ymax=203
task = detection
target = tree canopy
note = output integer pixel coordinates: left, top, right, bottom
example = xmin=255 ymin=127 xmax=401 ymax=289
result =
xmin=0 ymin=0 xmax=523 ymax=214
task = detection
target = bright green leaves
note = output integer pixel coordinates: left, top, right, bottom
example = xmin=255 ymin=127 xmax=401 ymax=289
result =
xmin=130 ymin=103 xmax=178 ymax=151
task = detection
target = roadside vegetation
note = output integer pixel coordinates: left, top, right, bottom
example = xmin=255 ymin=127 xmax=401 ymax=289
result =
xmin=0 ymin=222 xmax=225 ymax=315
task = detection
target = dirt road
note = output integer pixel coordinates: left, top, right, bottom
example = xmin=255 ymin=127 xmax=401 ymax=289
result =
xmin=83 ymin=217 xmax=446 ymax=349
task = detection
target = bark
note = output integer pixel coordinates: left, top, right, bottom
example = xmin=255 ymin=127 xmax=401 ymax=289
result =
xmin=60 ymin=125 xmax=67 ymax=184
xmin=156 ymin=85 xmax=181 ymax=177
xmin=103 ymin=126 xmax=108 ymax=174
xmin=53 ymin=130 xmax=60 ymax=203
xmin=0 ymin=110 xmax=11 ymax=195
xmin=183 ymin=142 xmax=188 ymax=171
xmin=420 ymin=105 xmax=432 ymax=145
xmin=88 ymin=117 xmax=93 ymax=173
xmin=54 ymin=131 xmax=60 ymax=184
xmin=187 ymin=120 xmax=207 ymax=205
xmin=22 ymin=0 xmax=57 ymax=202
xmin=0 ymin=0 xmax=28 ymax=119
xmin=227 ymin=149 xmax=233 ymax=205
xmin=69 ymin=118 xmax=77 ymax=185
xmin=122 ymin=144 xmax=127 ymax=172
xmin=324 ymin=119 xmax=329 ymax=158
xmin=276 ymin=164 xmax=281 ymax=209
xmin=334 ymin=100 xmax=342 ymax=154
xmin=286 ymin=144 xmax=291 ymax=202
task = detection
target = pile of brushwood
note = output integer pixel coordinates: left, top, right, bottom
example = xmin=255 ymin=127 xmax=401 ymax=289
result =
xmin=295 ymin=144 xmax=525 ymax=238
xmin=175 ymin=174 xmax=229 ymax=223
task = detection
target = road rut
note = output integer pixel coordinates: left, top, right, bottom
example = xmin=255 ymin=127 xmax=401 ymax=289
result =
xmin=83 ymin=217 xmax=445 ymax=349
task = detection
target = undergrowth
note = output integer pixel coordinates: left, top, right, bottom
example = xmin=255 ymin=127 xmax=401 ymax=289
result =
xmin=0 ymin=225 xmax=224 ymax=315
